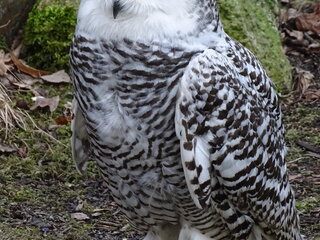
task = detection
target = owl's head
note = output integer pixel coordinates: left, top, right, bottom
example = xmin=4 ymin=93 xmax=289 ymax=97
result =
xmin=79 ymin=0 xmax=196 ymax=20
xmin=77 ymin=0 xmax=220 ymax=41
xmin=109 ymin=0 xmax=191 ymax=18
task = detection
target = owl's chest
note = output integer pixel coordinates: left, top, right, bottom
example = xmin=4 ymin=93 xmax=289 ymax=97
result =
xmin=71 ymin=39 xmax=196 ymax=160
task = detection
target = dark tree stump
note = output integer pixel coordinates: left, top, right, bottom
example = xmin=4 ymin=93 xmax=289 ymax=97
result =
xmin=0 ymin=0 xmax=36 ymax=46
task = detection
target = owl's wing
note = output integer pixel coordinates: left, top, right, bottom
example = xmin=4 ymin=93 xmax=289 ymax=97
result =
xmin=175 ymin=49 xmax=299 ymax=237
xmin=71 ymin=99 xmax=90 ymax=174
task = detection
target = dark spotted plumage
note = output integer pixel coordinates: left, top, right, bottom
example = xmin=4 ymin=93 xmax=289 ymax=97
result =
xmin=70 ymin=0 xmax=302 ymax=239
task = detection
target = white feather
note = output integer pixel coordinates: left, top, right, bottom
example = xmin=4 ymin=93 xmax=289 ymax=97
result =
xmin=77 ymin=0 xmax=198 ymax=41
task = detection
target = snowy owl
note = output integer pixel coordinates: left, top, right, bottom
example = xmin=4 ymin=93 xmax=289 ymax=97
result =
xmin=70 ymin=0 xmax=302 ymax=239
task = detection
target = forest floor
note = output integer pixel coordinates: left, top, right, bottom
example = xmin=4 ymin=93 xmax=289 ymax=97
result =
xmin=0 ymin=1 xmax=319 ymax=240
xmin=280 ymin=2 xmax=320 ymax=238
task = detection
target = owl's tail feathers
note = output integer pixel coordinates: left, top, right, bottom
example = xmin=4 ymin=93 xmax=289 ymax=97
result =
xmin=71 ymin=99 xmax=90 ymax=174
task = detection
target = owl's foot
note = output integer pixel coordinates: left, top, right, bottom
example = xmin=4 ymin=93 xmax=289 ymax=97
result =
xmin=143 ymin=224 xmax=180 ymax=240
xmin=143 ymin=223 xmax=217 ymax=240
xmin=178 ymin=224 xmax=215 ymax=240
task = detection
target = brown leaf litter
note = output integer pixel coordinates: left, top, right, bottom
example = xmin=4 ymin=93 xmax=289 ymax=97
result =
xmin=295 ymin=4 xmax=320 ymax=36
xmin=0 ymin=46 xmax=73 ymax=147
xmin=71 ymin=212 xmax=90 ymax=221
xmin=296 ymin=141 xmax=320 ymax=154
xmin=281 ymin=2 xmax=320 ymax=53
xmin=280 ymin=1 xmax=320 ymax=104
xmin=0 ymin=47 xmax=71 ymax=116
xmin=0 ymin=50 xmax=9 ymax=76
xmin=0 ymin=82 xmax=26 ymax=139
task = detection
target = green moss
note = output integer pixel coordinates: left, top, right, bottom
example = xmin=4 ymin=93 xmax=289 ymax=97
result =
xmin=284 ymin=106 xmax=320 ymax=145
xmin=23 ymin=5 xmax=77 ymax=71
xmin=0 ymin=222 xmax=91 ymax=240
xmin=218 ymin=0 xmax=292 ymax=91
xmin=0 ymin=35 xmax=8 ymax=50
xmin=284 ymin=105 xmax=320 ymax=164
xmin=36 ymin=0 xmax=80 ymax=8
xmin=296 ymin=196 xmax=319 ymax=211
xmin=0 ymin=84 xmax=75 ymax=181
xmin=0 ymin=85 xmax=100 ymax=240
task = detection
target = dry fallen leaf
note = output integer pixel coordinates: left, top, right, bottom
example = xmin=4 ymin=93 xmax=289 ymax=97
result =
xmin=307 ymin=152 xmax=320 ymax=159
xmin=0 ymin=82 xmax=27 ymax=138
xmin=17 ymin=147 xmax=28 ymax=158
xmin=75 ymin=202 xmax=84 ymax=211
xmin=10 ymin=52 xmax=51 ymax=78
xmin=287 ymin=8 xmax=299 ymax=20
xmin=295 ymin=3 xmax=320 ymax=35
xmin=0 ymin=50 xmax=9 ymax=76
xmin=286 ymin=30 xmax=304 ymax=40
xmin=97 ymin=221 xmax=120 ymax=231
xmin=309 ymin=42 xmax=320 ymax=50
xmin=71 ymin=212 xmax=90 ymax=221
xmin=30 ymin=96 xmax=60 ymax=112
xmin=293 ymin=68 xmax=314 ymax=95
xmin=54 ymin=116 xmax=72 ymax=125
xmin=289 ymin=174 xmax=303 ymax=181
xmin=91 ymin=212 xmax=102 ymax=218
xmin=0 ymin=143 xmax=16 ymax=153
xmin=41 ymin=70 xmax=71 ymax=83
xmin=93 ymin=208 xmax=109 ymax=212
xmin=304 ymin=89 xmax=320 ymax=103
xmin=297 ymin=141 xmax=320 ymax=153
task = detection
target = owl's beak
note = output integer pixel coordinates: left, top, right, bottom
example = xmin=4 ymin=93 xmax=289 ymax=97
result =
xmin=113 ymin=0 xmax=123 ymax=19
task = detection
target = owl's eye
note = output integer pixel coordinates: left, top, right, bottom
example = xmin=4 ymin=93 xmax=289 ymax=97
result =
xmin=113 ymin=0 xmax=123 ymax=19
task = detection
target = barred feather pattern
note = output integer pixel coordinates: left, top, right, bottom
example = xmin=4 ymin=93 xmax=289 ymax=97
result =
xmin=71 ymin=36 xmax=229 ymax=237
xmin=70 ymin=0 xmax=302 ymax=239
xmin=176 ymin=45 xmax=301 ymax=240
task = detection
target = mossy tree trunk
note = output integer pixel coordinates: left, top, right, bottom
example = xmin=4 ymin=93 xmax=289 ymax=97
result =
xmin=0 ymin=0 xmax=36 ymax=46
xmin=218 ymin=0 xmax=292 ymax=91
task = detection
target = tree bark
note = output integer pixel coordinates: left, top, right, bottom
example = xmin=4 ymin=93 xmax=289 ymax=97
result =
xmin=0 ymin=0 xmax=36 ymax=46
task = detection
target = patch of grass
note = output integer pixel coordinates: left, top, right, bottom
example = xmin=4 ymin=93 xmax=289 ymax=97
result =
xmin=284 ymin=105 xmax=320 ymax=150
xmin=284 ymin=105 xmax=320 ymax=165
xmin=0 ymin=77 xmax=136 ymax=239
xmin=1 ymin=84 xmax=77 ymax=181
xmin=1 ymin=82 xmax=95 ymax=239
xmin=296 ymin=196 xmax=319 ymax=211
xmin=284 ymin=104 xmax=320 ymax=239
xmin=0 ymin=222 xmax=91 ymax=240
xmin=284 ymin=105 xmax=320 ymax=167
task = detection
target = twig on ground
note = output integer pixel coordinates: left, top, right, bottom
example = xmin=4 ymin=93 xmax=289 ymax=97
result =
xmin=297 ymin=141 xmax=320 ymax=153
xmin=0 ymin=82 xmax=27 ymax=138
xmin=25 ymin=111 xmax=67 ymax=147
xmin=0 ymin=20 xmax=11 ymax=29
xmin=288 ymin=156 xmax=311 ymax=164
